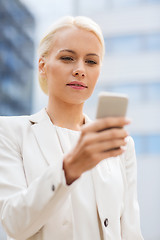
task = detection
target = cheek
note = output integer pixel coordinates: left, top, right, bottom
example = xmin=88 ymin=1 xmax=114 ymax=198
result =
xmin=46 ymin=64 xmax=61 ymax=87
xmin=89 ymin=68 xmax=100 ymax=85
xmin=47 ymin=64 xmax=57 ymax=78
xmin=46 ymin=63 xmax=71 ymax=82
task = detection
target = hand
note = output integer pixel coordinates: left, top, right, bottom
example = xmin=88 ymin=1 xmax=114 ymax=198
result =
xmin=63 ymin=117 xmax=130 ymax=185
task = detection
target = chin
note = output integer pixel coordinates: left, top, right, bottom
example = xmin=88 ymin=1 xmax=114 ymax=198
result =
xmin=65 ymin=96 xmax=87 ymax=105
xmin=66 ymin=98 xmax=86 ymax=105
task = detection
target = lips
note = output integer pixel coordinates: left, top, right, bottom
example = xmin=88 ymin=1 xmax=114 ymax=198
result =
xmin=66 ymin=81 xmax=88 ymax=88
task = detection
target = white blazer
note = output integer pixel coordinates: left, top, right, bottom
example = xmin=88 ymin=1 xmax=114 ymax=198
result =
xmin=0 ymin=108 xmax=144 ymax=240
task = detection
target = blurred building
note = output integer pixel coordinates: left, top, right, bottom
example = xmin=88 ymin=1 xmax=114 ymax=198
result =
xmin=0 ymin=0 xmax=35 ymax=116
xmin=80 ymin=1 xmax=160 ymax=240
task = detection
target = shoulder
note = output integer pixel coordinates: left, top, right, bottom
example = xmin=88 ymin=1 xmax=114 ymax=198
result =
xmin=0 ymin=108 xmax=46 ymax=130
xmin=0 ymin=114 xmax=31 ymax=135
xmin=0 ymin=114 xmax=32 ymax=151
xmin=0 ymin=108 xmax=46 ymax=143
xmin=0 ymin=114 xmax=30 ymax=125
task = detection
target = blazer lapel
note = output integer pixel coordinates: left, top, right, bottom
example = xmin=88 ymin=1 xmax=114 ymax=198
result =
xmin=28 ymin=110 xmax=92 ymax=167
xmin=29 ymin=108 xmax=64 ymax=166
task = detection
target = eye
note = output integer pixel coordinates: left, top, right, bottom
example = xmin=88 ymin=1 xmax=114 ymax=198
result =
xmin=60 ymin=56 xmax=74 ymax=62
xmin=85 ymin=59 xmax=97 ymax=65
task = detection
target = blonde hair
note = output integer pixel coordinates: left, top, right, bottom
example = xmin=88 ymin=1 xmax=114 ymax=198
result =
xmin=38 ymin=16 xmax=105 ymax=95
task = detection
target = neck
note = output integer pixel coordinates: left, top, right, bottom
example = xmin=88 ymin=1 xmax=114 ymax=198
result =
xmin=46 ymin=97 xmax=85 ymax=131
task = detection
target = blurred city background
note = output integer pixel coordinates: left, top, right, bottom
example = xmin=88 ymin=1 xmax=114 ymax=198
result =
xmin=0 ymin=0 xmax=160 ymax=239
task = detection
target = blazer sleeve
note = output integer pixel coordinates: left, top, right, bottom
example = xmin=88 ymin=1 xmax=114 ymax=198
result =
xmin=120 ymin=136 xmax=144 ymax=240
xmin=0 ymin=117 xmax=76 ymax=240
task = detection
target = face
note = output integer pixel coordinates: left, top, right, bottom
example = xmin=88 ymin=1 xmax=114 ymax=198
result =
xmin=39 ymin=26 xmax=102 ymax=105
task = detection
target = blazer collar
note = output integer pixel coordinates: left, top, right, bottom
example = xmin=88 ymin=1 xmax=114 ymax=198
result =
xmin=28 ymin=108 xmax=91 ymax=166
xmin=29 ymin=108 xmax=49 ymax=124
xmin=29 ymin=108 xmax=64 ymax=166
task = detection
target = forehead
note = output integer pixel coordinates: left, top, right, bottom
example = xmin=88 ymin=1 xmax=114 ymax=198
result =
xmin=50 ymin=26 xmax=102 ymax=55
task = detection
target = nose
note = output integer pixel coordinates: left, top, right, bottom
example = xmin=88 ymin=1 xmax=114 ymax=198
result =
xmin=72 ymin=61 xmax=86 ymax=79
xmin=72 ymin=70 xmax=86 ymax=78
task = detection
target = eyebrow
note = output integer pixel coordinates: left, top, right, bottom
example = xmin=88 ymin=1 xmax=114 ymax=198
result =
xmin=58 ymin=49 xmax=100 ymax=58
xmin=86 ymin=53 xmax=99 ymax=58
xmin=58 ymin=49 xmax=76 ymax=54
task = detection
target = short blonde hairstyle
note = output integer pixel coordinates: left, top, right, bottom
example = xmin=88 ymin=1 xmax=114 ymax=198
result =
xmin=38 ymin=16 xmax=105 ymax=95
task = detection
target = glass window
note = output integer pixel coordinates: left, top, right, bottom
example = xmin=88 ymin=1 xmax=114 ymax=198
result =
xmin=2 ymin=0 xmax=27 ymax=25
xmin=147 ymin=33 xmax=160 ymax=51
xmin=3 ymin=0 xmax=35 ymax=39
xmin=0 ymin=99 xmax=28 ymax=116
xmin=132 ymin=135 xmax=147 ymax=155
xmin=146 ymin=0 xmax=160 ymax=3
xmin=1 ymin=23 xmax=34 ymax=65
xmin=105 ymin=33 xmax=160 ymax=55
xmin=112 ymin=0 xmax=141 ymax=8
xmin=107 ymin=83 xmax=145 ymax=103
xmin=104 ymin=38 xmax=113 ymax=55
xmin=148 ymin=135 xmax=160 ymax=154
xmin=1 ymin=76 xmax=22 ymax=100
xmin=106 ymin=82 xmax=160 ymax=103
xmin=105 ymin=35 xmax=141 ymax=54
xmin=147 ymin=82 xmax=160 ymax=101
xmin=2 ymin=24 xmax=24 ymax=48
xmin=80 ymin=0 xmax=106 ymax=14
xmin=113 ymin=35 xmax=142 ymax=54
xmin=0 ymin=73 xmax=32 ymax=116
xmin=132 ymin=134 xmax=160 ymax=155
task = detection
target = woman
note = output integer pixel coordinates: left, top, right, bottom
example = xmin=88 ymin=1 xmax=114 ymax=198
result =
xmin=0 ymin=16 xmax=143 ymax=240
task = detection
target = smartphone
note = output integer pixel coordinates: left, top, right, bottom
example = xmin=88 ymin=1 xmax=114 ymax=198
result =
xmin=96 ymin=91 xmax=128 ymax=119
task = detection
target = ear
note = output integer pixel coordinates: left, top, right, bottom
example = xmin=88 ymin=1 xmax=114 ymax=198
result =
xmin=39 ymin=57 xmax=46 ymax=78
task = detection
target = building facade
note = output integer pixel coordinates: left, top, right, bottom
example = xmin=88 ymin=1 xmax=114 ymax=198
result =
xmin=0 ymin=0 xmax=35 ymax=116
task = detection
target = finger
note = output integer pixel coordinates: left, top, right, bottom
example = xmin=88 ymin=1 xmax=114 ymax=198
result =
xmin=99 ymin=146 xmax=126 ymax=161
xmin=81 ymin=117 xmax=131 ymax=134
xmin=79 ymin=128 xmax=128 ymax=148
xmin=87 ymin=146 xmax=126 ymax=167
xmin=85 ymin=138 xmax=127 ymax=154
xmin=94 ymin=128 xmax=129 ymax=142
